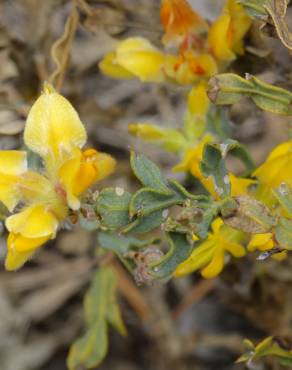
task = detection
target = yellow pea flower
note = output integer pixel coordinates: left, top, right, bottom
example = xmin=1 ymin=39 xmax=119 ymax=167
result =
xmin=253 ymin=141 xmax=292 ymax=205
xmin=247 ymin=233 xmax=274 ymax=252
xmin=208 ymin=0 xmax=251 ymax=62
xmin=2 ymin=83 xmax=115 ymax=271
xmin=99 ymin=52 xmax=135 ymax=80
xmin=160 ymin=0 xmax=208 ymax=47
xmin=173 ymin=136 xmax=255 ymax=198
xmin=175 ymin=218 xmax=246 ymax=278
xmin=164 ymin=51 xmax=217 ymax=85
xmin=247 ymin=233 xmax=287 ymax=261
xmin=128 ymin=122 xmax=187 ymax=153
xmin=99 ymin=37 xmax=165 ymax=82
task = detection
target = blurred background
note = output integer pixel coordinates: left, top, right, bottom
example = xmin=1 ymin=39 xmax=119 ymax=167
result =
xmin=0 ymin=0 xmax=291 ymax=369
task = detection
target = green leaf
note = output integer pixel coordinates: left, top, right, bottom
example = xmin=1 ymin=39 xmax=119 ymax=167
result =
xmin=279 ymin=357 xmax=292 ymax=366
xmin=67 ymin=320 xmax=108 ymax=370
xmin=237 ymin=337 xmax=292 ymax=367
xmin=275 ymin=218 xmax=292 ymax=250
xmin=130 ymin=152 xmax=173 ymax=195
xmin=129 ymin=187 xmax=184 ymax=218
xmin=107 ymin=300 xmax=127 ymax=336
xmin=208 ymin=73 xmax=292 ymax=116
xmin=201 ymin=143 xmax=230 ymax=198
xmin=124 ymin=210 xmax=164 ymax=234
xmin=98 ymin=232 xmax=156 ymax=255
xmin=237 ymin=0 xmax=269 ymax=19
xmin=195 ymin=202 xmax=221 ymax=239
xmin=67 ymin=266 xmax=126 ymax=370
xmin=168 ymin=179 xmax=209 ymax=201
xmin=84 ymin=266 xmax=116 ymax=324
xmin=273 ymin=183 xmax=292 ymax=217
xmin=222 ymin=139 xmax=256 ymax=173
xmin=150 ymin=233 xmax=194 ymax=279
xmin=96 ymin=188 xmax=132 ymax=229
xmin=79 ymin=212 xmax=100 ymax=231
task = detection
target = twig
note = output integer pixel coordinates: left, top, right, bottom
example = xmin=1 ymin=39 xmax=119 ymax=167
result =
xmin=111 ymin=260 xmax=153 ymax=322
xmin=172 ymin=279 xmax=216 ymax=320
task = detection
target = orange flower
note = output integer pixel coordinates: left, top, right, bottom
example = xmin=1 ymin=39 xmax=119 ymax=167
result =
xmin=160 ymin=0 xmax=208 ymax=47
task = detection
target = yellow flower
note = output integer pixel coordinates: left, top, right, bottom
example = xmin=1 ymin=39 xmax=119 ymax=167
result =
xmin=99 ymin=37 xmax=165 ymax=82
xmin=128 ymin=123 xmax=187 ymax=153
xmin=160 ymin=0 xmax=208 ymax=47
xmin=247 ymin=233 xmax=274 ymax=252
xmin=187 ymin=82 xmax=209 ymax=117
xmin=247 ymin=233 xmax=287 ymax=261
xmin=208 ymin=0 xmax=251 ymax=62
xmin=175 ymin=218 xmax=246 ymax=278
xmin=253 ymin=141 xmax=292 ymax=205
xmin=164 ymin=51 xmax=217 ymax=84
xmin=2 ymin=83 xmax=115 ymax=270
xmin=173 ymin=136 xmax=255 ymax=198
xmin=184 ymin=82 xmax=210 ymax=139
xmin=99 ymin=52 xmax=135 ymax=79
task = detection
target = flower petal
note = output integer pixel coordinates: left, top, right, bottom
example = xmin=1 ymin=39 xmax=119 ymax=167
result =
xmin=99 ymin=51 xmax=135 ymax=79
xmin=58 ymin=148 xmax=116 ymax=209
xmin=201 ymin=246 xmax=225 ymax=278
xmin=24 ymin=83 xmax=86 ymax=173
xmin=7 ymin=232 xmax=51 ymax=253
xmin=160 ymin=0 xmax=208 ymax=46
xmin=5 ymin=245 xmax=35 ymax=271
xmin=116 ymin=38 xmax=165 ymax=82
xmin=208 ymin=14 xmax=235 ymax=62
xmin=5 ymin=232 xmax=51 ymax=270
xmin=224 ymin=241 xmax=246 ymax=257
xmin=0 ymin=151 xmax=27 ymax=211
xmin=6 ymin=204 xmax=58 ymax=239
xmin=174 ymin=240 xmax=215 ymax=277
xmin=230 ymin=174 xmax=256 ymax=196
xmin=247 ymin=233 xmax=274 ymax=252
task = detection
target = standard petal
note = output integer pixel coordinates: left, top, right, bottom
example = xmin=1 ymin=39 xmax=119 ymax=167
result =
xmin=6 ymin=204 xmax=58 ymax=239
xmin=0 ymin=151 xmax=27 ymax=211
xmin=116 ymin=38 xmax=165 ymax=82
xmin=24 ymin=83 xmax=87 ymax=170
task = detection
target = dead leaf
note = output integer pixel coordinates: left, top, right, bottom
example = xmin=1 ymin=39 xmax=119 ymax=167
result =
xmin=49 ymin=7 xmax=79 ymax=91
xmin=264 ymin=0 xmax=292 ymax=50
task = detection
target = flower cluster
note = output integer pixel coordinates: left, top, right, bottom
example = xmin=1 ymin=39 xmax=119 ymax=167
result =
xmin=174 ymin=140 xmax=292 ymax=278
xmin=1 ymin=84 xmax=115 ymax=270
xmin=100 ymin=0 xmax=251 ymax=85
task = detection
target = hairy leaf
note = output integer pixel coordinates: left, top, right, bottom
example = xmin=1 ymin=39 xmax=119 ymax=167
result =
xmin=208 ymin=73 xmax=292 ymax=115
xmin=67 ymin=266 xmax=126 ymax=370
xmin=130 ymin=152 xmax=173 ymax=195
xmin=151 ymin=232 xmax=194 ymax=279
xmin=96 ymin=188 xmax=132 ymax=229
